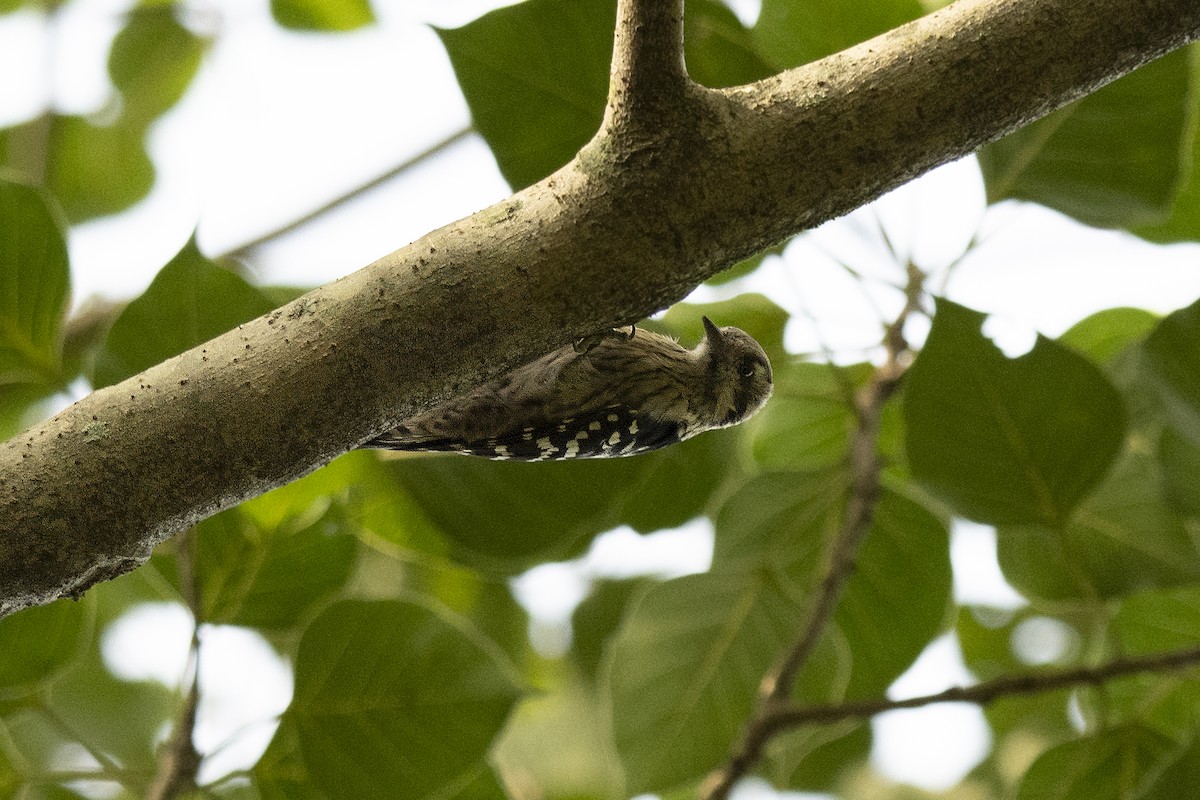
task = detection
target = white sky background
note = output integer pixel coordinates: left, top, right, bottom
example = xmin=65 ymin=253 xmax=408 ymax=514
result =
xmin=4 ymin=0 xmax=1200 ymax=797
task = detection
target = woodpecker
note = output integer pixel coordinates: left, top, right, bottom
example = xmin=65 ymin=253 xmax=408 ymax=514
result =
xmin=365 ymin=317 xmax=773 ymax=460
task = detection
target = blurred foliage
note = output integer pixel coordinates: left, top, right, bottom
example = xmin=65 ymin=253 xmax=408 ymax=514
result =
xmin=269 ymin=0 xmax=373 ymax=31
xmin=904 ymin=298 xmax=1127 ymax=527
xmin=0 ymin=5 xmax=206 ymax=223
xmin=753 ymin=0 xmax=924 ymax=68
xmin=280 ymin=600 xmax=522 ymax=800
xmin=2 ymin=1 xmax=1200 ymax=800
xmin=979 ymin=49 xmax=1195 ymax=232
xmin=0 ymin=179 xmax=68 ymax=388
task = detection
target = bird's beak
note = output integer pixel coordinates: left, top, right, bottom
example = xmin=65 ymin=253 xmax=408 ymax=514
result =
xmin=702 ymin=316 xmax=722 ymax=350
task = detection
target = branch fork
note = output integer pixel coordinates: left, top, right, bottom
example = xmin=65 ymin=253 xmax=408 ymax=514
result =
xmin=4 ymin=0 xmax=1198 ymax=616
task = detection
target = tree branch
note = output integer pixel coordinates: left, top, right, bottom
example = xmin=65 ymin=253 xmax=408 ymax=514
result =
xmin=701 ymin=267 xmax=921 ymax=800
xmin=604 ymin=0 xmax=688 ymax=136
xmin=3 ymin=0 xmax=1199 ymax=616
xmin=765 ymin=643 xmax=1200 ymax=731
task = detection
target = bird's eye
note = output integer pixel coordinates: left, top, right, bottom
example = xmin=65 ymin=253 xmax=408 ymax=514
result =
xmin=737 ymin=358 xmax=757 ymax=379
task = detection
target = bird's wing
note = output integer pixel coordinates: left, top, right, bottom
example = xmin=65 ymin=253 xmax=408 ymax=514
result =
xmin=367 ymin=405 xmax=683 ymax=460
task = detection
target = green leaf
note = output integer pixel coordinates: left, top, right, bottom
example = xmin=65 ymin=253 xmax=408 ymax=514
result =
xmin=624 ymin=427 xmax=743 ymax=534
xmin=270 ymin=0 xmax=374 ymax=31
xmin=440 ymin=766 xmax=510 ymax=800
xmin=241 ymin=450 xmax=369 ymax=531
xmin=0 ymin=712 xmax=57 ymax=796
xmin=0 ymin=383 xmax=54 ymax=441
xmin=904 ymin=298 xmax=1126 ymax=526
xmin=765 ymin=723 xmax=871 ymax=793
xmin=571 ymin=577 xmax=652 ymax=681
xmin=1118 ymin=586 xmax=1200 ymax=654
xmin=711 ymin=470 xmax=841 ymax=576
xmin=398 ymin=558 xmax=531 ymax=665
xmin=1059 ymin=308 xmax=1160 ymax=366
xmin=1109 ymin=589 xmax=1200 ymax=739
xmin=389 ymin=427 xmax=734 ymax=570
xmin=45 ymin=634 xmax=177 ymax=773
xmin=606 ymin=472 xmax=841 ymax=793
xmin=1135 ymin=47 xmax=1200 ymax=243
xmin=754 ymin=0 xmax=925 ymax=68
xmin=997 ymin=447 xmax=1200 ymax=602
xmin=384 ymin=456 xmax=612 ymax=565
xmin=980 ymin=49 xmax=1192 ymax=229
xmin=45 ymin=114 xmax=155 ymax=223
xmin=60 ymin=297 xmax=126 ymax=388
xmin=109 ymin=6 xmax=207 ymax=125
xmin=0 ymin=178 xmax=69 ymax=387
xmin=684 ymin=0 xmax=775 ymax=88
xmin=755 ymin=491 xmax=947 ymax=790
xmin=833 ymin=490 xmax=951 ymax=698
xmin=0 ymin=599 xmax=88 ymax=694
xmin=437 ymin=0 xmax=614 ymax=190
xmin=1161 ymin=426 xmax=1200 ymax=517
xmin=752 ymin=362 xmax=863 ymax=471
xmin=494 ymin=678 xmax=624 ymax=799
xmin=94 ymin=239 xmax=274 ymax=388
xmin=0 ymin=745 xmax=16 ymax=800
xmin=956 ymin=606 xmax=1080 ymax=745
xmin=958 ymin=606 xmax=1034 ymax=680
xmin=704 ymin=250 xmax=772 ymax=286
xmin=1015 ymin=725 xmax=1173 ymax=800
xmin=254 ymin=719 xmax=324 ymax=800
xmin=289 ymin=599 xmax=523 ymax=800
xmin=258 ymin=284 xmax=312 ymax=308
xmin=1142 ymin=297 xmax=1200 ymax=442
xmin=1134 ymin=738 xmax=1200 ymax=800
xmin=1063 ymin=309 xmax=1163 ymax=433
xmin=196 ymin=507 xmax=357 ymax=629
xmin=606 ymin=571 xmax=804 ymax=794
xmin=246 ymin=451 xmax=451 ymax=563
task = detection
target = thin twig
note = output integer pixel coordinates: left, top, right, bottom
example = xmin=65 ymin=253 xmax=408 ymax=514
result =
xmin=761 ymin=368 xmax=899 ymax=702
xmin=701 ymin=266 xmax=925 ymax=800
xmin=147 ymin=531 xmax=203 ymax=800
xmin=219 ymin=126 xmax=474 ymax=260
xmin=764 ymin=644 xmax=1200 ymax=731
xmin=145 ymin=640 xmax=201 ymax=800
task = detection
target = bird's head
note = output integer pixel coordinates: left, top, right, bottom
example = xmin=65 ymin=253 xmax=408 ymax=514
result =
xmin=697 ymin=316 xmax=773 ymax=428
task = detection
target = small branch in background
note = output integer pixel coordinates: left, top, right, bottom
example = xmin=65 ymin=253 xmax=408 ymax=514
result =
xmin=63 ymin=297 xmax=127 ymax=347
xmin=146 ymin=531 xmax=203 ymax=800
xmin=219 ymin=126 xmax=475 ymax=261
xmin=146 ymin=664 xmax=201 ymax=800
xmin=764 ymin=644 xmax=1200 ymax=731
xmin=701 ymin=266 xmax=925 ymax=800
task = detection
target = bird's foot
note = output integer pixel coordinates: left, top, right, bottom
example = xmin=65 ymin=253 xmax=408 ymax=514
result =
xmin=573 ymin=324 xmax=636 ymax=354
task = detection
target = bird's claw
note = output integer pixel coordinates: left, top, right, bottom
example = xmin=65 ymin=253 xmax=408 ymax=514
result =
xmin=574 ymin=325 xmax=637 ymax=354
